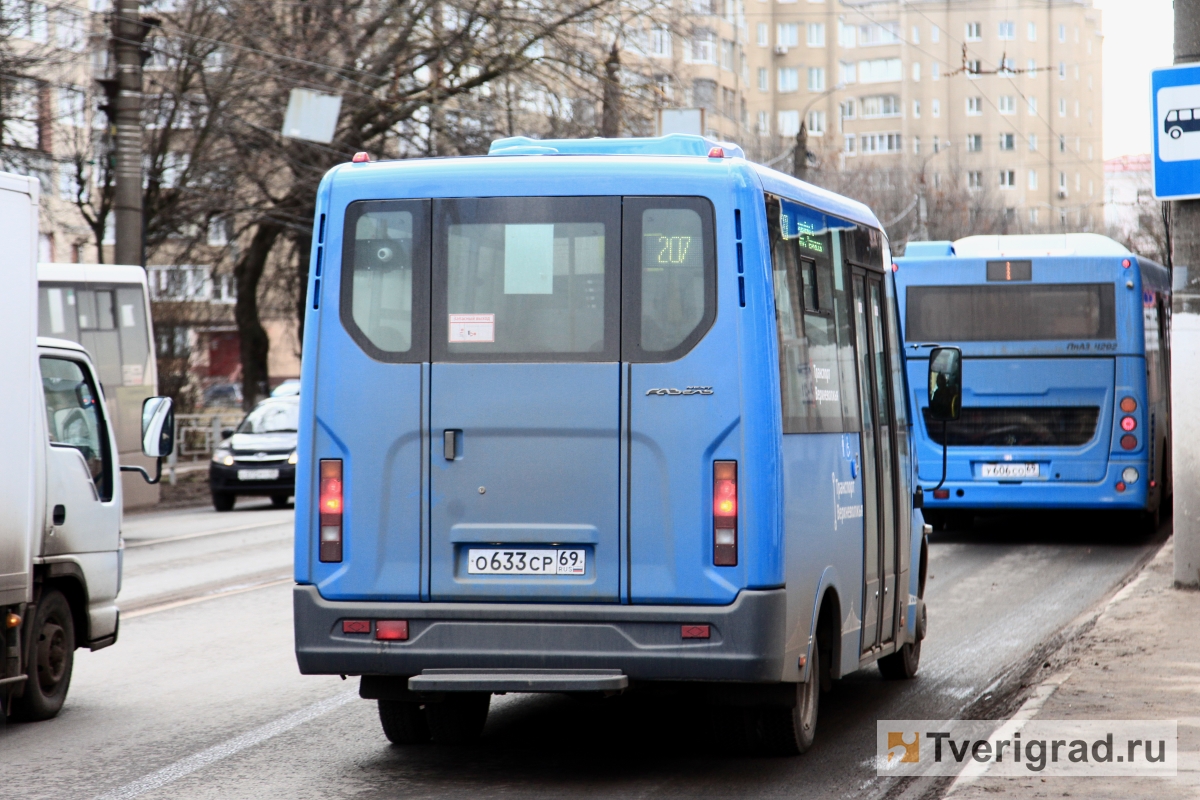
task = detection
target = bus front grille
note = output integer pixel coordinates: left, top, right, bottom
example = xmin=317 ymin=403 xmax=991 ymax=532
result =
xmin=923 ymin=406 xmax=1101 ymax=447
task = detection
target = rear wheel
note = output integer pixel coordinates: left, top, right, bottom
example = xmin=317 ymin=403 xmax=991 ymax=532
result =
xmin=270 ymin=493 xmax=291 ymax=508
xmin=878 ymin=638 xmax=922 ymax=679
xmin=10 ymin=590 xmax=74 ymax=721
xmin=212 ymin=491 xmax=235 ymax=512
xmin=378 ymin=700 xmax=430 ymax=744
xmin=425 ymin=693 xmax=490 ymax=744
xmin=756 ymin=645 xmax=819 ymax=755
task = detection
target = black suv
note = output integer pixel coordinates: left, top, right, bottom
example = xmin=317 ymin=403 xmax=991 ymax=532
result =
xmin=209 ymin=396 xmax=298 ymax=511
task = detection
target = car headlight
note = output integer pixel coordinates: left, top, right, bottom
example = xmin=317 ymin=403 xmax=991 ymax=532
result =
xmin=287 ymin=450 xmax=298 ymax=465
xmin=212 ymin=449 xmax=235 ymax=467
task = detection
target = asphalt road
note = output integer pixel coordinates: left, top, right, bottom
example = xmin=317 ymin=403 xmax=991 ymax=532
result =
xmin=2 ymin=503 xmax=1166 ymax=800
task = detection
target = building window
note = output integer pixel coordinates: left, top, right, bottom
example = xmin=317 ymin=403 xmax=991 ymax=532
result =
xmin=932 ymin=99 xmax=940 ymax=117
xmin=912 ymin=99 xmax=921 ymax=118
xmin=757 ymin=22 xmax=768 ymax=47
xmin=858 ymin=58 xmax=902 ymax=83
xmin=932 ymin=62 xmax=939 ymax=80
xmin=778 ymin=23 xmax=799 ymax=48
xmin=778 ymin=68 xmax=799 ymax=93
xmin=1028 ymin=170 xmax=1038 ymax=190
xmin=911 ymin=25 xmax=920 ymax=44
xmin=968 ymin=171 xmax=983 ymax=189
xmin=807 ymin=22 xmax=825 ymax=47
xmin=1059 ymin=98 xmax=1067 ymax=117
xmin=858 ymin=20 xmax=899 ymax=46
xmin=757 ymin=110 xmax=770 ymax=134
xmin=808 ymin=110 xmax=826 ymax=135
xmin=778 ymin=110 xmax=800 ymax=136
xmin=1028 ymin=22 xmax=1037 ymax=41
xmin=860 ymin=132 xmax=902 ymax=154
xmin=721 ymin=39 xmax=735 ymax=70
xmin=999 ymin=133 xmax=1014 ymax=151
xmin=999 ymin=170 xmax=1015 ymax=188
xmin=1028 ymin=134 xmax=1038 ymax=151
xmin=840 ymin=61 xmax=857 ymax=84
xmin=967 ymin=59 xmax=982 ymax=79
xmin=690 ymin=30 xmax=715 ymax=63
xmin=998 ymin=96 xmax=1015 ymax=115
xmin=758 ymin=67 xmax=768 ymax=91
xmin=965 ymin=22 xmax=981 ymax=41
xmin=841 ymin=99 xmax=856 ymax=119
xmin=1059 ymin=171 xmax=1067 ymax=191
xmin=1027 ymin=96 xmax=1037 ymax=115
xmin=1058 ymin=24 xmax=1066 ymax=43
xmin=912 ymin=62 xmax=920 ymax=81
xmin=1027 ymin=59 xmax=1037 ymax=79
xmin=913 ymin=136 xmax=920 ymax=154
xmin=844 ymin=133 xmax=856 ymax=155
xmin=999 ymin=58 xmax=1016 ymax=74
xmin=998 ymin=20 xmax=1014 ymax=40
xmin=1030 ymin=208 xmax=1038 ymax=225
xmin=1059 ymin=61 xmax=1066 ymax=79
xmin=966 ymin=97 xmax=983 ymax=116
xmin=1059 ymin=135 xmax=1066 ymax=153
xmin=861 ymin=95 xmax=901 ymax=118
xmin=931 ymin=25 xmax=939 ymax=43
xmin=966 ymin=134 xmax=982 ymax=152
xmin=838 ymin=20 xmax=856 ymax=48
xmin=808 ymin=67 xmax=825 ymax=91
xmin=652 ymin=27 xmax=672 ymax=57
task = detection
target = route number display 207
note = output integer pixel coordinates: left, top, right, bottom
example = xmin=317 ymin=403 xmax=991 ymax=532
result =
xmin=466 ymin=548 xmax=586 ymax=575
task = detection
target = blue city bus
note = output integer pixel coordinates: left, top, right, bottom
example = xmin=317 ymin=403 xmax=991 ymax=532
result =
xmin=894 ymin=234 xmax=1171 ymax=530
xmin=291 ymin=134 xmax=928 ymax=754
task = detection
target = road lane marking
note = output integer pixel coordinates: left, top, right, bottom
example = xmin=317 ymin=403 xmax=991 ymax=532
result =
xmin=124 ymin=519 xmax=292 ymax=549
xmin=92 ymin=690 xmax=358 ymax=800
xmin=122 ymin=577 xmax=293 ymax=619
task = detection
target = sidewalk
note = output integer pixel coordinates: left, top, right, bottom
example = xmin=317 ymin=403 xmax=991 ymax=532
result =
xmin=949 ymin=535 xmax=1200 ymax=798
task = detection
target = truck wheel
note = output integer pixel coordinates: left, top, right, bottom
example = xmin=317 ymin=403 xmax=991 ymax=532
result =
xmin=10 ymin=590 xmax=74 ymax=721
xmin=878 ymin=639 xmax=922 ymax=679
xmin=425 ymin=693 xmax=490 ymax=744
xmin=212 ymin=491 xmax=235 ymax=512
xmin=378 ymin=700 xmax=430 ymax=744
xmin=757 ymin=646 xmax=819 ymax=755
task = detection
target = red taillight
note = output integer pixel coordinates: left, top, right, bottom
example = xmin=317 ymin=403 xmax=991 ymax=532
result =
xmin=933 ymin=489 xmax=950 ymax=499
xmin=375 ymin=620 xmax=408 ymax=641
xmin=1120 ymin=435 xmax=1137 ymax=451
xmin=1121 ymin=416 xmax=1137 ymax=431
xmin=713 ymin=461 xmax=738 ymax=566
xmin=1115 ymin=481 xmax=1126 ymax=492
xmin=319 ymin=459 xmax=343 ymax=562
xmin=1122 ymin=258 xmax=1131 ymax=268
xmin=1120 ymin=397 xmax=1137 ymax=412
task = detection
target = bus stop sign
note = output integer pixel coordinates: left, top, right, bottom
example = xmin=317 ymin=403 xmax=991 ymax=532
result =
xmin=1153 ymin=64 xmax=1200 ymax=200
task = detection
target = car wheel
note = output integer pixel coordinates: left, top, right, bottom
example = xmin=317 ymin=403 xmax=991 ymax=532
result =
xmin=10 ymin=589 xmax=75 ymax=721
xmin=212 ymin=491 xmax=235 ymax=512
xmin=270 ymin=493 xmax=291 ymax=508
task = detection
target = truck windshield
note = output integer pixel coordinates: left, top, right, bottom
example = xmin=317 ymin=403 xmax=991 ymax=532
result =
xmin=905 ymin=283 xmax=1116 ymax=342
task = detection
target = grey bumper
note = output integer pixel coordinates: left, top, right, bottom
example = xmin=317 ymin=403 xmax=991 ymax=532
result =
xmin=293 ymin=584 xmax=787 ymax=683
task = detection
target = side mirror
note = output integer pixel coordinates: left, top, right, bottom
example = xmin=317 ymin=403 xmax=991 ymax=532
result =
xmin=141 ymin=396 xmax=175 ymax=458
xmin=927 ymin=347 xmax=962 ymax=422
xmin=221 ymin=428 xmax=235 ymax=441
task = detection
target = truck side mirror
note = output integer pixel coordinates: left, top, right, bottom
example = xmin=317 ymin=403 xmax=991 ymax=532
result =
xmin=141 ymin=396 xmax=175 ymax=458
xmin=927 ymin=347 xmax=962 ymax=422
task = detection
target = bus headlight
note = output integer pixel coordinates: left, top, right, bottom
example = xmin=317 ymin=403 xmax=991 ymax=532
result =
xmin=212 ymin=449 xmax=235 ymax=466
xmin=1122 ymin=467 xmax=1139 ymax=484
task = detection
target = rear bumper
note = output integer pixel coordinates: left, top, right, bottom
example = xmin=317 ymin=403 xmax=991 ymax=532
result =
xmin=293 ymin=584 xmax=787 ymax=683
xmin=919 ymin=462 xmax=1151 ymax=510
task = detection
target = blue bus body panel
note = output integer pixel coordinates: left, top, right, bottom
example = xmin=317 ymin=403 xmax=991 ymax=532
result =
xmin=893 ymin=252 xmax=1166 ymax=511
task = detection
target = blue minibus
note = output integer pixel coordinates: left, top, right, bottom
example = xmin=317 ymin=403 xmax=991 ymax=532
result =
xmin=292 ymin=135 xmax=928 ymax=754
xmin=894 ymin=234 xmax=1171 ymax=530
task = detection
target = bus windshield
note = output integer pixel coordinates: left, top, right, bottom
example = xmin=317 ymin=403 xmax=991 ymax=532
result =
xmin=905 ymin=283 xmax=1115 ymax=342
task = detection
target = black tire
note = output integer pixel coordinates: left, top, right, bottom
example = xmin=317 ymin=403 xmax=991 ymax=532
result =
xmin=270 ymin=493 xmax=291 ymax=508
xmin=755 ymin=645 xmax=820 ymax=756
xmin=878 ymin=638 xmax=922 ymax=679
xmin=425 ymin=693 xmax=490 ymax=744
xmin=378 ymin=700 xmax=430 ymax=744
xmin=10 ymin=589 xmax=75 ymax=721
xmin=212 ymin=491 xmax=235 ymax=512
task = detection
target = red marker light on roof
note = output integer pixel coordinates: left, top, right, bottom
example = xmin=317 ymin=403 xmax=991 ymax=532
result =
xmin=1122 ymin=258 xmax=1131 ymax=268
xmin=708 ymin=147 xmax=725 ymax=158
xmin=891 ymin=262 xmax=898 ymax=272
xmin=351 ymin=152 xmax=370 ymax=163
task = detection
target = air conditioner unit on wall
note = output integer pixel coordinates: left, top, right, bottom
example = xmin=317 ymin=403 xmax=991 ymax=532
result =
xmin=774 ymin=45 xmax=788 ymax=56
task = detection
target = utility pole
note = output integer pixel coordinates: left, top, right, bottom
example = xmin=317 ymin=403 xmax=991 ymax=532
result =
xmin=110 ymin=0 xmax=154 ymax=266
xmin=793 ymin=123 xmax=808 ymax=182
xmin=1173 ymin=1 xmax=1200 ymax=589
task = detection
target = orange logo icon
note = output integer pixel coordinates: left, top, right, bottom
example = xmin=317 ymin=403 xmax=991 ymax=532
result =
xmin=887 ymin=731 xmax=919 ymax=763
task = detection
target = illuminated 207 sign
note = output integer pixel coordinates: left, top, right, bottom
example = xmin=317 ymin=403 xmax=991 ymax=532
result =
xmin=653 ymin=235 xmax=693 ymax=264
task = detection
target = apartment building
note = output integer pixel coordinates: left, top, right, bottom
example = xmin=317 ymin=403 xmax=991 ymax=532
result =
xmin=742 ymin=0 xmax=1104 ymax=230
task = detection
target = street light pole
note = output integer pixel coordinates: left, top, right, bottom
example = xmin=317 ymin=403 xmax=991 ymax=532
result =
xmin=913 ymin=143 xmax=952 ymax=241
xmin=793 ymin=83 xmax=844 ymax=182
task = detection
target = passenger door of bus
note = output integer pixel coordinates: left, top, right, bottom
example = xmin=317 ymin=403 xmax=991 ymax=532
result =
xmin=853 ymin=269 xmax=900 ymax=652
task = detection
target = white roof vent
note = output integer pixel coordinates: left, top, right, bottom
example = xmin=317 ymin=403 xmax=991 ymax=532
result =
xmin=952 ymin=233 xmax=1131 ymax=258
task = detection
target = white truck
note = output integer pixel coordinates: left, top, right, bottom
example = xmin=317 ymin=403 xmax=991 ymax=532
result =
xmin=1 ymin=172 xmax=174 ymax=723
